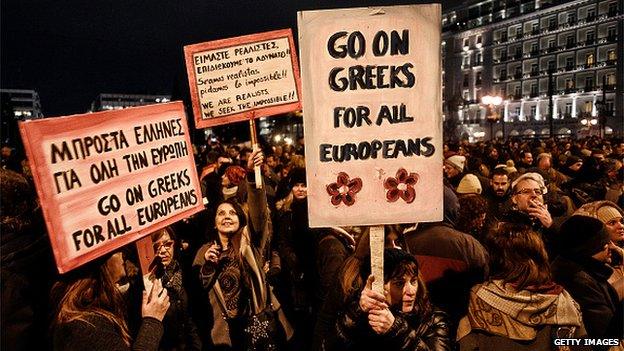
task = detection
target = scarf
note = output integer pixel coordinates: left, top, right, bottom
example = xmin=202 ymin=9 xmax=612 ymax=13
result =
xmin=457 ymin=280 xmax=583 ymax=341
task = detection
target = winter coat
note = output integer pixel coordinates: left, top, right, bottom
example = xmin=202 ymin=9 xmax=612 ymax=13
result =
xmin=192 ymin=181 xmax=293 ymax=349
xmin=552 ymin=256 xmax=623 ymax=341
xmin=53 ymin=314 xmax=163 ymax=351
xmin=154 ymin=261 xmax=201 ymax=350
xmin=457 ymin=280 xmax=587 ymax=351
xmin=335 ymin=294 xmax=450 ymax=351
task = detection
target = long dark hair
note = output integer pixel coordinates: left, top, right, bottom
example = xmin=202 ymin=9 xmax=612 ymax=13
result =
xmin=50 ymin=252 xmax=131 ymax=345
xmin=486 ymin=221 xmax=552 ymax=290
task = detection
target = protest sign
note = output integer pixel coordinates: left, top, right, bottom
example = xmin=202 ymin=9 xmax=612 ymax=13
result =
xmin=19 ymin=102 xmax=203 ymax=273
xmin=298 ymin=5 xmax=443 ymax=228
xmin=184 ymin=29 xmax=302 ymax=129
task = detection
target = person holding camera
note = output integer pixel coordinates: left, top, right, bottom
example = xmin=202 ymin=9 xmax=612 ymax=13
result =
xmin=193 ymin=149 xmax=293 ymax=351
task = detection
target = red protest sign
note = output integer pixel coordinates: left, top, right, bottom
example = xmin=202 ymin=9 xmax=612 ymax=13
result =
xmin=19 ymin=102 xmax=203 ymax=273
xmin=184 ymin=28 xmax=302 ymax=128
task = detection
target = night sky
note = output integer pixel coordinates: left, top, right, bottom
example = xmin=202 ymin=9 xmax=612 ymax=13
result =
xmin=1 ymin=0 xmax=460 ymax=117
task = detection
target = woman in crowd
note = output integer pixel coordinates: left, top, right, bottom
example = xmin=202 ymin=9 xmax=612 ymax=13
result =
xmin=149 ymin=227 xmax=201 ymax=350
xmin=457 ymin=219 xmax=586 ymax=350
xmin=335 ymin=247 xmax=449 ymax=351
xmin=552 ymin=215 xmax=623 ymax=342
xmin=51 ymin=251 xmax=170 ymax=350
xmin=193 ymin=149 xmax=293 ymax=351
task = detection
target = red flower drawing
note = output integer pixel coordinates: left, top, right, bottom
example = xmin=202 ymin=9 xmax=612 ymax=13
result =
xmin=326 ymin=172 xmax=362 ymax=206
xmin=384 ymin=168 xmax=419 ymax=203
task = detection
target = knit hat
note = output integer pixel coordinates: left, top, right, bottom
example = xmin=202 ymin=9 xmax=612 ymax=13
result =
xmin=445 ymin=155 xmax=466 ymax=172
xmin=505 ymin=160 xmax=518 ymax=174
xmin=511 ymin=172 xmax=548 ymax=194
xmin=456 ymin=174 xmax=482 ymax=195
xmin=596 ymin=206 xmax=623 ymax=224
xmin=559 ymin=215 xmax=609 ymax=258
xmin=289 ymin=167 xmax=307 ymax=187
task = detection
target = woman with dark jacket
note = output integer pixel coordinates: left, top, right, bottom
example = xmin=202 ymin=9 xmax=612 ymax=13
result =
xmin=335 ymin=248 xmax=450 ymax=351
xmin=457 ymin=221 xmax=586 ymax=351
xmin=192 ymin=150 xmax=293 ymax=350
xmin=552 ymin=215 xmax=623 ymax=343
xmin=149 ymin=228 xmax=201 ymax=350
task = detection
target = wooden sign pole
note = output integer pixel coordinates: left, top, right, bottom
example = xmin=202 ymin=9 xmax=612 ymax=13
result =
xmin=249 ymin=115 xmax=263 ymax=189
xmin=369 ymin=225 xmax=385 ymax=294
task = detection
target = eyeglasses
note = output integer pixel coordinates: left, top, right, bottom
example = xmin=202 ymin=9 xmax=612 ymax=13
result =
xmin=515 ymin=188 xmax=544 ymax=196
xmin=153 ymin=240 xmax=174 ymax=253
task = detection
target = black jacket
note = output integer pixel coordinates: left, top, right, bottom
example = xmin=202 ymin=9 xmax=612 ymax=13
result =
xmin=53 ymin=314 xmax=163 ymax=351
xmin=552 ymin=256 xmax=623 ymax=341
xmin=335 ymin=297 xmax=450 ymax=351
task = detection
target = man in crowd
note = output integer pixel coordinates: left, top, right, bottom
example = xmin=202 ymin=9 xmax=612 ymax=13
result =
xmin=485 ymin=168 xmax=511 ymax=220
xmin=516 ymin=150 xmax=534 ymax=173
xmin=443 ymin=155 xmax=466 ymax=189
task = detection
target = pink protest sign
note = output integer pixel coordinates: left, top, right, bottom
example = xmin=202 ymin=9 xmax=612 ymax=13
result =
xmin=184 ymin=29 xmax=302 ymax=128
xmin=19 ymin=102 xmax=203 ymax=273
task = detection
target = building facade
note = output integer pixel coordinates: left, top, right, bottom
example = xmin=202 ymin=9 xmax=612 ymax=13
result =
xmin=0 ymin=89 xmax=44 ymax=120
xmin=89 ymin=93 xmax=171 ymax=112
xmin=442 ymin=0 xmax=623 ymax=141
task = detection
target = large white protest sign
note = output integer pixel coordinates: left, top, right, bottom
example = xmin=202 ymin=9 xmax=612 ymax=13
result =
xmin=19 ymin=102 xmax=203 ymax=273
xmin=298 ymin=5 xmax=443 ymax=227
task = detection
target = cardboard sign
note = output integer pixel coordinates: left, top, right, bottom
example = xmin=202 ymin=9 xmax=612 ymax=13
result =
xmin=19 ymin=102 xmax=203 ymax=273
xmin=298 ymin=5 xmax=443 ymax=227
xmin=184 ymin=29 xmax=302 ymax=128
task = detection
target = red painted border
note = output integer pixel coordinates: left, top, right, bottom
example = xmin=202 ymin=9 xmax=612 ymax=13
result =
xmin=19 ymin=102 xmax=204 ymax=273
xmin=184 ymin=29 xmax=302 ymax=128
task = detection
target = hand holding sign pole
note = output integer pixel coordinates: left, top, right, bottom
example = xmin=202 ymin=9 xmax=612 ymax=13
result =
xmin=298 ymin=5 xmax=443 ymax=294
xmin=249 ymin=112 xmax=262 ymax=189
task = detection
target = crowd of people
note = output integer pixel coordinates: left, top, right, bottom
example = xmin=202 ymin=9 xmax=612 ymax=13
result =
xmin=1 ymin=134 xmax=623 ymax=350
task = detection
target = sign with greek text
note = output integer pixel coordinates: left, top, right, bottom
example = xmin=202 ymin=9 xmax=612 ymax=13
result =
xmin=298 ymin=5 xmax=443 ymax=227
xmin=19 ymin=102 xmax=203 ymax=273
xmin=184 ymin=29 xmax=302 ymax=128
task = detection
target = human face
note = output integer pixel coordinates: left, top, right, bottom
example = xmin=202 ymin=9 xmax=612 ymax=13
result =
xmin=106 ymin=252 xmax=127 ymax=285
xmin=522 ymin=152 xmax=533 ymax=165
xmin=267 ymin=156 xmax=277 ymax=169
xmin=153 ymin=232 xmax=175 ymax=267
xmin=384 ymin=273 xmax=418 ymax=313
xmin=489 ymin=148 xmax=499 ymax=159
xmin=604 ymin=215 xmax=624 ymax=244
xmin=491 ymin=174 xmax=509 ymax=197
xmin=443 ymin=163 xmax=460 ymax=179
xmin=215 ymin=203 xmax=240 ymax=235
xmin=292 ymin=183 xmax=307 ymax=200
xmin=512 ymin=179 xmax=544 ymax=212
xmin=592 ymin=244 xmax=611 ymax=264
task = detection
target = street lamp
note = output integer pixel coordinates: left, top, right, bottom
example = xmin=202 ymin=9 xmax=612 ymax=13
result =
xmin=481 ymin=95 xmax=503 ymax=140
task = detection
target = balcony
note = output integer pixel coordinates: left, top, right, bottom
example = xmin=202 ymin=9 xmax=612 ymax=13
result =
xmin=514 ymin=52 xmax=523 ymax=60
xmin=565 ymin=41 xmax=576 ymax=49
xmin=531 ymin=28 xmax=540 ymax=35
xmin=530 ymin=91 xmax=540 ymax=98
xmin=515 ymin=32 xmax=524 ymax=40
xmin=565 ymin=64 xmax=575 ymax=71
xmin=608 ymin=10 xmax=619 ymax=17
xmin=548 ymin=23 xmax=558 ymax=31
xmin=530 ymin=70 xmax=540 ymax=77
xmin=530 ymin=50 xmax=539 ymax=57
xmin=586 ymin=15 xmax=595 ymax=22
xmin=514 ymin=73 xmax=523 ymax=79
